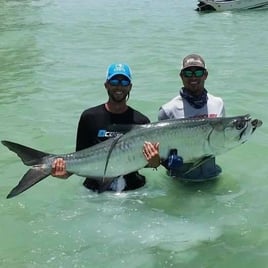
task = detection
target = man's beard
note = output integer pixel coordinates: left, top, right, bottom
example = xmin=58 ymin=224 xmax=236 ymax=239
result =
xmin=108 ymin=90 xmax=128 ymax=103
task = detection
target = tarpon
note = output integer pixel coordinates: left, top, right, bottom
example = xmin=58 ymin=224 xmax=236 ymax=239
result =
xmin=1 ymin=114 xmax=262 ymax=198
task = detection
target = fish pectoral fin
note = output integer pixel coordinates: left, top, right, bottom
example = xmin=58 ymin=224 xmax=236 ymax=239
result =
xmin=103 ymin=134 xmax=123 ymax=178
xmin=184 ymin=155 xmax=214 ymax=175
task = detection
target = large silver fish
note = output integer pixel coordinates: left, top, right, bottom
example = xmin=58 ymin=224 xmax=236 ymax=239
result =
xmin=2 ymin=114 xmax=262 ymax=198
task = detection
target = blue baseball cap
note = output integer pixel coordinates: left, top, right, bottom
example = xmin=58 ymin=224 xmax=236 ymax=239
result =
xmin=106 ymin=63 xmax=132 ymax=81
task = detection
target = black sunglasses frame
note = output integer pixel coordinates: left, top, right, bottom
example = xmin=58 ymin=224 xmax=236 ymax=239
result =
xmin=181 ymin=69 xmax=206 ymax=78
xmin=108 ymin=79 xmax=131 ymax=87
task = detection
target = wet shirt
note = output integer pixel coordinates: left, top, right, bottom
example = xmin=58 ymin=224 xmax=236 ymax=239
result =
xmin=76 ymin=104 xmax=150 ymax=150
xmin=75 ymin=104 xmax=150 ymax=191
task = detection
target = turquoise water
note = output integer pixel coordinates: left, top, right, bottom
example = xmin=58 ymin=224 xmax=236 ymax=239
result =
xmin=1 ymin=0 xmax=268 ymax=267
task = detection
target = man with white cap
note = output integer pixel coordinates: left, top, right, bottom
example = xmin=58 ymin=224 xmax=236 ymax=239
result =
xmin=158 ymin=54 xmax=225 ymax=181
xmin=51 ymin=63 xmax=160 ymax=192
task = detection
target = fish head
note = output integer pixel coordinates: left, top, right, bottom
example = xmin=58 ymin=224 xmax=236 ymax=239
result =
xmin=209 ymin=114 xmax=262 ymax=154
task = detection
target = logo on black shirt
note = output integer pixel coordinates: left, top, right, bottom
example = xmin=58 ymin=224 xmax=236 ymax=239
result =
xmin=97 ymin=129 xmax=121 ymax=138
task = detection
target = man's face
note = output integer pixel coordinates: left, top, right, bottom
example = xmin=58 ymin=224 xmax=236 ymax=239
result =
xmin=180 ymin=67 xmax=207 ymax=96
xmin=105 ymin=75 xmax=132 ymax=102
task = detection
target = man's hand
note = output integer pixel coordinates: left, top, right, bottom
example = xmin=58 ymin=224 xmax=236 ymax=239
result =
xmin=143 ymin=141 xmax=161 ymax=168
xmin=51 ymin=158 xmax=70 ymax=179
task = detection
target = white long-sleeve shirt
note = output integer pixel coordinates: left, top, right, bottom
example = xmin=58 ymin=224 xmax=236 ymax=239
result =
xmin=158 ymin=92 xmax=225 ymax=120
xmin=158 ymin=90 xmax=225 ymax=181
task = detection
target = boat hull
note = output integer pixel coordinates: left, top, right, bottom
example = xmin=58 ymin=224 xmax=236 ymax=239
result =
xmin=196 ymin=0 xmax=268 ymax=12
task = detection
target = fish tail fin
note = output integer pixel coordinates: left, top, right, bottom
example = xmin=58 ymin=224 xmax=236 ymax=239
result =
xmin=1 ymin=140 xmax=50 ymax=166
xmin=7 ymin=167 xmax=50 ymax=198
xmin=1 ymin=140 xmax=52 ymax=198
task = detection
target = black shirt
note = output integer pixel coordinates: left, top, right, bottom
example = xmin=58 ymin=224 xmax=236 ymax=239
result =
xmin=75 ymin=104 xmax=150 ymax=192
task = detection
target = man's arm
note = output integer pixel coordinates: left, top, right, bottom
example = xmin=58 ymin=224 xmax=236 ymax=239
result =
xmin=158 ymin=108 xmax=169 ymax=121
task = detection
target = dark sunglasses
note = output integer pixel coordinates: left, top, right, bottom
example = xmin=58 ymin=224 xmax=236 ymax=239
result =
xmin=108 ymin=79 xmax=131 ymax=87
xmin=181 ymin=69 xmax=206 ymax=78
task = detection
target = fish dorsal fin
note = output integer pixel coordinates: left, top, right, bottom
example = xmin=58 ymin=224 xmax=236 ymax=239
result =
xmin=107 ymin=123 xmax=147 ymax=134
xmin=103 ymin=134 xmax=124 ymax=181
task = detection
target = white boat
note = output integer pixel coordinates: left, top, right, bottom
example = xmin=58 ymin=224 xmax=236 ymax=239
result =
xmin=196 ymin=0 xmax=268 ymax=12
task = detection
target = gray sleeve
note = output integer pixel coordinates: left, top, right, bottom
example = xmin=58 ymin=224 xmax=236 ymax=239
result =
xmin=158 ymin=108 xmax=169 ymax=121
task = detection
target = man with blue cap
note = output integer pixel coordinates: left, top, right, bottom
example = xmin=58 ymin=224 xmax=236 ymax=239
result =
xmin=51 ymin=63 xmax=160 ymax=192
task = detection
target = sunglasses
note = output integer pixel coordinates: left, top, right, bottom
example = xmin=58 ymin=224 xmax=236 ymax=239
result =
xmin=181 ymin=69 xmax=206 ymax=78
xmin=108 ymin=79 xmax=131 ymax=87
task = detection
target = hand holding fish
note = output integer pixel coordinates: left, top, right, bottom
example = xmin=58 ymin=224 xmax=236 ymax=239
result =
xmin=51 ymin=141 xmax=161 ymax=179
xmin=143 ymin=141 xmax=161 ymax=168
xmin=51 ymin=158 xmax=70 ymax=179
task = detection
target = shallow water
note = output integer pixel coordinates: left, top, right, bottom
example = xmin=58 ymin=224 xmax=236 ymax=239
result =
xmin=1 ymin=0 xmax=268 ymax=267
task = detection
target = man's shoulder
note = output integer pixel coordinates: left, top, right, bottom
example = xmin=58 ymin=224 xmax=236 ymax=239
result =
xmin=128 ymin=106 xmax=150 ymax=124
xmin=161 ymin=95 xmax=183 ymax=110
xmin=207 ymin=93 xmax=224 ymax=104
xmin=164 ymin=94 xmax=181 ymax=104
xmin=81 ymin=104 xmax=105 ymax=116
xmin=158 ymin=95 xmax=184 ymax=120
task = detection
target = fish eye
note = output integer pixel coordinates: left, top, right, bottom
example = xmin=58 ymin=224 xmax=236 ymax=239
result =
xmin=235 ymin=119 xmax=246 ymax=130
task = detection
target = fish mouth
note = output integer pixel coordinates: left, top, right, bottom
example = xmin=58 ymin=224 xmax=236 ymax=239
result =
xmin=237 ymin=117 xmax=263 ymax=140
xmin=251 ymin=119 xmax=263 ymax=133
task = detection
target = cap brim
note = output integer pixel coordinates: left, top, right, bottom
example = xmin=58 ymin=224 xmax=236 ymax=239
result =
xmin=107 ymin=72 xmax=131 ymax=81
xmin=181 ymin=65 xmax=206 ymax=70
